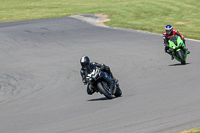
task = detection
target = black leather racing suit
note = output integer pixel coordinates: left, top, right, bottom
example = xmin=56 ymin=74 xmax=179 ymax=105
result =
xmin=80 ymin=62 xmax=115 ymax=95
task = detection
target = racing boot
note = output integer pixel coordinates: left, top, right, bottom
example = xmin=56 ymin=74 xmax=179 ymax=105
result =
xmin=171 ymin=55 xmax=174 ymax=60
xmin=87 ymin=84 xmax=95 ymax=95
xmin=186 ymin=48 xmax=190 ymax=54
xmin=170 ymin=52 xmax=174 ymax=60
xmin=167 ymin=49 xmax=174 ymax=60
xmin=109 ymin=72 xmax=118 ymax=83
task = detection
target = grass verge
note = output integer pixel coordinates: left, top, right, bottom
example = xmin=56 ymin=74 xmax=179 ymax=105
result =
xmin=178 ymin=128 xmax=200 ymax=133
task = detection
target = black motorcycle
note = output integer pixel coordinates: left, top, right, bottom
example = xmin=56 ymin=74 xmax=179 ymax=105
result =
xmin=86 ymin=66 xmax=122 ymax=99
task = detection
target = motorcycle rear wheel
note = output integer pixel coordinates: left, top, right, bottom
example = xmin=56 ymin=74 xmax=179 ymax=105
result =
xmin=114 ymin=85 xmax=122 ymax=97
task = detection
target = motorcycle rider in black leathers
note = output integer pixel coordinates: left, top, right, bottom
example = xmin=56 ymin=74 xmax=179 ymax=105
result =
xmin=80 ymin=56 xmax=118 ymax=95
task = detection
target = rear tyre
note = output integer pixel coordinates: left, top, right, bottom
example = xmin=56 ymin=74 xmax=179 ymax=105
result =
xmin=97 ymin=82 xmax=113 ymax=99
xmin=177 ymin=50 xmax=186 ymax=65
xmin=114 ymin=85 xmax=122 ymax=97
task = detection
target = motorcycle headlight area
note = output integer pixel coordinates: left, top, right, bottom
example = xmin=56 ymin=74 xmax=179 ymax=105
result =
xmin=89 ymin=78 xmax=94 ymax=82
xmin=172 ymin=46 xmax=176 ymax=49
xmin=92 ymin=70 xmax=99 ymax=79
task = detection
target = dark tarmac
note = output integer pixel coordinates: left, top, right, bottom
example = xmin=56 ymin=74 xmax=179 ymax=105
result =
xmin=0 ymin=17 xmax=200 ymax=133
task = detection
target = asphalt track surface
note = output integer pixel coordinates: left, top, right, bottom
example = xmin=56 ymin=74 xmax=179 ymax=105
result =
xmin=0 ymin=17 xmax=200 ymax=133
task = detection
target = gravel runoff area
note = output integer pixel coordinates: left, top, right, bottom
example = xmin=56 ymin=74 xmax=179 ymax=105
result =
xmin=69 ymin=14 xmax=110 ymax=27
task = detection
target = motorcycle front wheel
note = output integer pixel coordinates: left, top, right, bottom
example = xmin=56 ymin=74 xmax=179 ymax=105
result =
xmin=177 ymin=50 xmax=186 ymax=64
xmin=97 ymin=81 xmax=113 ymax=99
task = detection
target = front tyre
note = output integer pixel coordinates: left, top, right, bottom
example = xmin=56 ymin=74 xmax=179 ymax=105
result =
xmin=177 ymin=50 xmax=186 ymax=64
xmin=97 ymin=82 xmax=113 ymax=99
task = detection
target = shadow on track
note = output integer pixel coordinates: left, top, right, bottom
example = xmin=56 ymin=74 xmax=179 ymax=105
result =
xmin=87 ymin=97 xmax=110 ymax=101
xmin=169 ymin=63 xmax=190 ymax=66
xmin=87 ymin=96 xmax=122 ymax=101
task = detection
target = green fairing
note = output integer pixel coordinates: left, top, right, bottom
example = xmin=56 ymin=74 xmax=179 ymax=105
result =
xmin=168 ymin=36 xmax=187 ymax=64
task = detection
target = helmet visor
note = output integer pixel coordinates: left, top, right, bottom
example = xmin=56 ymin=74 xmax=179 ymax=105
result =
xmin=81 ymin=62 xmax=89 ymax=68
xmin=166 ymin=30 xmax=172 ymax=35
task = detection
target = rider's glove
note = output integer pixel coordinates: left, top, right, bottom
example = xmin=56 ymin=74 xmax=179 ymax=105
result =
xmin=164 ymin=42 xmax=169 ymax=46
xmin=100 ymin=64 xmax=106 ymax=70
xmin=182 ymin=38 xmax=186 ymax=43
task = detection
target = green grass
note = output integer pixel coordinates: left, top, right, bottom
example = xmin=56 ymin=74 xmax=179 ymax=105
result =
xmin=178 ymin=128 xmax=200 ymax=133
xmin=0 ymin=0 xmax=199 ymax=40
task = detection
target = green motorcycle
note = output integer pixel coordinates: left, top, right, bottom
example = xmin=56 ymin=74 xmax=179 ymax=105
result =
xmin=168 ymin=35 xmax=187 ymax=64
